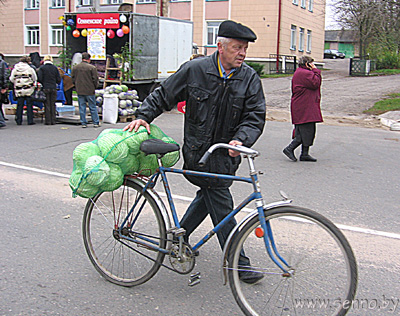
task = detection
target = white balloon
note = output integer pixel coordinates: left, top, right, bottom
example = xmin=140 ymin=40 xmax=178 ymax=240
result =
xmin=120 ymin=15 xmax=127 ymax=23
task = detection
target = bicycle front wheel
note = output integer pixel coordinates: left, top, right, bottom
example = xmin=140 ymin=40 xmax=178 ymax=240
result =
xmin=228 ymin=206 xmax=357 ymax=316
xmin=83 ymin=178 xmax=167 ymax=287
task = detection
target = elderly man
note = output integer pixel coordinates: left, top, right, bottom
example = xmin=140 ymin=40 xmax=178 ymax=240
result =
xmin=71 ymin=52 xmax=100 ymax=128
xmin=124 ymin=20 xmax=266 ymax=284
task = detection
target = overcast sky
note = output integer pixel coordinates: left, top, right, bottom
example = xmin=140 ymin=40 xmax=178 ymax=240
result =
xmin=325 ymin=0 xmax=340 ymax=29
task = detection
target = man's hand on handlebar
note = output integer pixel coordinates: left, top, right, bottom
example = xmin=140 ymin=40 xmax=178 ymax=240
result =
xmin=123 ymin=119 xmax=151 ymax=134
xmin=228 ymin=140 xmax=243 ymax=157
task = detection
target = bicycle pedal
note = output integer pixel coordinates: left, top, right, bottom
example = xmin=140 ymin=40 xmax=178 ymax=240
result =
xmin=167 ymin=227 xmax=186 ymax=237
xmin=188 ymin=272 xmax=201 ymax=287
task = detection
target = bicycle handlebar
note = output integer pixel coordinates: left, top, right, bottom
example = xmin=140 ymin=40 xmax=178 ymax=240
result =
xmin=198 ymin=143 xmax=259 ymax=166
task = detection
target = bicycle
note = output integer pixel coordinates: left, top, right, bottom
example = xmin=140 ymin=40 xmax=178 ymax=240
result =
xmin=82 ymin=139 xmax=358 ymax=316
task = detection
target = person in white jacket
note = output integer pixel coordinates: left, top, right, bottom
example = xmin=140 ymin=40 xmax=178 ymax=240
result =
xmin=10 ymin=56 xmax=37 ymax=125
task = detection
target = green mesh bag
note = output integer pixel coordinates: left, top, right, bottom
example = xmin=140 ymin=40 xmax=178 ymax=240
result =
xmin=73 ymin=142 xmax=101 ymax=168
xmin=70 ymin=124 xmax=180 ymax=199
xmin=69 ymin=170 xmax=101 ymax=199
xmin=97 ymin=133 xmax=129 ymax=164
xmin=100 ymin=163 xmax=124 ymax=192
xmin=119 ymin=153 xmax=140 ymax=175
xmin=84 ymin=155 xmax=110 ymax=186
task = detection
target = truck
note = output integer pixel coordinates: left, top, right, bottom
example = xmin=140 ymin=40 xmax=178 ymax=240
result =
xmin=64 ymin=8 xmax=193 ymax=100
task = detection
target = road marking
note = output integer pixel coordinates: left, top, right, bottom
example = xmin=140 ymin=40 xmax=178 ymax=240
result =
xmin=1 ymin=160 xmax=400 ymax=241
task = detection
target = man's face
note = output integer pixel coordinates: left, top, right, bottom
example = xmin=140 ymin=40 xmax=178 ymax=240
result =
xmin=218 ymin=38 xmax=249 ymax=71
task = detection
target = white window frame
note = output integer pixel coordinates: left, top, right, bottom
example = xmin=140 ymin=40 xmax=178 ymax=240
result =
xmin=292 ymin=0 xmax=298 ymax=5
xmin=51 ymin=0 xmax=65 ymax=7
xmin=137 ymin=0 xmax=156 ymax=3
xmin=306 ymin=30 xmax=312 ymax=52
xmin=26 ymin=26 xmax=40 ymax=46
xmin=26 ymin=0 xmax=39 ymax=9
xmin=50 ymin=25 xmax=64 ymax=46
xmin=299 ymin=28 xmax=304 ymax=51
xmin=290 ymin=25 xmax=296 ymax=50
xmin=308 ymin=0 xmax=313 ymax=11
xmin=78 ymin=0 xmax=92 ymax=5
xmin=106 ymin=0 xmax=122 ymax=4
xmin=301 ymin=0 xmax=306 ymax=8
xmin=206 ymin=21 xmax=222 ymax=46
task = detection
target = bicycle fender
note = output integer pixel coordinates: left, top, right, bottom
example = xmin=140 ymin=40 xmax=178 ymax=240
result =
xmin=221 ymin=199 xmax=292 ymax=285
xmin=128 ymin=177 xmax=172 ymax=232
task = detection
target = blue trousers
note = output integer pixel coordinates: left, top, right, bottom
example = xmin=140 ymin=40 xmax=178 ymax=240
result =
xmin=16 ymin=96 xmax=34 ymax=125
xmin=78 ymin=95 xmax=99 ymax=125
xmin=180 ymin=187 xmax=250 ymax=265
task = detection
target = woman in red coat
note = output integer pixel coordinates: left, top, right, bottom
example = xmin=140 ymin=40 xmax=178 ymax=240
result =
xmin=283 ymin=56 xmax=323 ymax=162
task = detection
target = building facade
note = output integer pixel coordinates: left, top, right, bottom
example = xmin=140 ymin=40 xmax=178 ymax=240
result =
xmin=0 ymin=0 xmax=325 ymax=64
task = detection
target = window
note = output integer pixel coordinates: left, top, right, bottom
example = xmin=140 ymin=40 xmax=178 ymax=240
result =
xmin=301 ymin=0 xmax=306 ymax=8
xmin=50 ymin=25 xmax=63 ymax=46
xmin=26 ymin=26 xmax=40 ymax=45
xmin=26 ymin=0 xmax=39 ymax=9
xmin=308 ymin=0 xmax=313 ymax=11
xmin=307 ymin=30 xmax=312 ymax=52
xmin=292 ymin=0 xmax=298 ymax=5
xmin=207 ymin=21 xmax=221 ymax=46
xmin=137 ymin=0 xmax=156 ymax=3
xmin=290 ymin=25 xmax=296 ymax=50
xmin=299 ymin=28 xmax=304 ymax=51
xmin=78 ymin=0 xmax=92 ymax=5
xmin=51 ymin=0 xmax=65 ymax=7
xmin=107 ymin=0 xmax=122 ymax=3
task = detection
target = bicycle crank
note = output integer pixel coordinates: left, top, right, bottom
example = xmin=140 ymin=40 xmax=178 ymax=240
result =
xmin=168 ymin=243 xmax=196 ymax=274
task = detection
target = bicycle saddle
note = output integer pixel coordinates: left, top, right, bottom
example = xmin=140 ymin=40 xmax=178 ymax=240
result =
xmin=140 ymin=138 xmax=180 ymax=155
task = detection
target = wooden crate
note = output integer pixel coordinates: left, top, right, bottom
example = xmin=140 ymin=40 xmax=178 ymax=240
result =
xmin=118 ymin=115 xmax=136 ymax=123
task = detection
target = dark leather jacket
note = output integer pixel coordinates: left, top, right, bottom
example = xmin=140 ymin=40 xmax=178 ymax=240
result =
xmin=136 ymin=51 xmax=266 ymax=188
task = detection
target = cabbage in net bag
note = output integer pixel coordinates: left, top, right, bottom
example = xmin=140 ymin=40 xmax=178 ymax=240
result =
xmin=69 ymin=124 xmax=180 ymax=198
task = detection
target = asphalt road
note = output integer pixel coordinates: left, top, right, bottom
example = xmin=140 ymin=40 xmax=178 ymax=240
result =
xmin=1 ymin=110 xmax=399 ymax=315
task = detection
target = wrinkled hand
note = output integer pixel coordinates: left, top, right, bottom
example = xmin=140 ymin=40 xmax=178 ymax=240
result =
xmin=123 ymin=119 xmax=151 ymax=134
xmin=228 ymin=140 xmax=243 ymax=157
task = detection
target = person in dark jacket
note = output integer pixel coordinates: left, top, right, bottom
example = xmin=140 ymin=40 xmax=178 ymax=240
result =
xmin=0 ymin=53 xmax=10 ymax=124
xmin=37 ymin=55 xmax=61 ymax=125
xmin=124 ymin=20 xmax=266 ymax=284
xmin=71 ymin=52 xmax=99 ymax=128
xmin=283 ymin=56 xmax=322 ymax=162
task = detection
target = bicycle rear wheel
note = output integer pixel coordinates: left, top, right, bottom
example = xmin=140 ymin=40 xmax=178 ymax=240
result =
xmin=228 ymin=206 xmax=357 ymax=316
xmin=83 ymin=178 xmax=167 ymax=287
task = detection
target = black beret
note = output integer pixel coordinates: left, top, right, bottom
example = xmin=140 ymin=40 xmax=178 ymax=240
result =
xmin=218 ymin=20 xmax=257 ymax=42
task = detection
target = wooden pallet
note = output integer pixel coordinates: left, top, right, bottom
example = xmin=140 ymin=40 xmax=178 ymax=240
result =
xmin=118 ymin=115 xmax=136 ymax=123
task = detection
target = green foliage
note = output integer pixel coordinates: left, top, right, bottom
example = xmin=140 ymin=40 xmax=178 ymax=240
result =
xmin=364 ymin=93 xmax=400 ymax=115
xmin=57 ymin=44 xmax=72 ymax=72
xmin=246 ymin=62 xmax=265 ymax=76
xmin=113 ymin=42 xmax=142 ymax=81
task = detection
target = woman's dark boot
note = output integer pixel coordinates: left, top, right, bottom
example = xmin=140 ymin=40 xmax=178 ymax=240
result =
xmin=300 ymin=146 xmax=317 ymax=162
xmin=283 ymin=139 xmax=301 ymax=161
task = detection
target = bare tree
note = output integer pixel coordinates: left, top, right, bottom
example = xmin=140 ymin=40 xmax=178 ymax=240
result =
xmin=332 ymin=0 xmax=400 ymax=57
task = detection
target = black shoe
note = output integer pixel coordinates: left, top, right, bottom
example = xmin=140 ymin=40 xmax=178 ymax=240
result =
xmin=4 ymin=117 xmax=8 ymax=121
xmin=239 ymin=268 xmax=264 ymax=284
xmin=283 ymin=147 xmax=297 ymax=162
xmin=28 ymin=122 xmax=36 ymax=125
xmin=299 ymin=154 xmax=317 ymax=162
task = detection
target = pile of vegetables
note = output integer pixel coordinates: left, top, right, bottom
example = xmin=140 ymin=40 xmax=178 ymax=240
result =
xmin=69 ymin=124 xmax=180 ymax=198
xmin=95 ymin=84 xmax=142 ymax=117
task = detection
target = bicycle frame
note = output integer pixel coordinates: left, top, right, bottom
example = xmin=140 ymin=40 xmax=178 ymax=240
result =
xmin=118 ymin=154 xmax=291 ymax=274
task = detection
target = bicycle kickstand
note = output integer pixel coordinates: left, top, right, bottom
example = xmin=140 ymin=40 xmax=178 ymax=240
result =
xmin=188 ymin=272 xmax=201 ymax=287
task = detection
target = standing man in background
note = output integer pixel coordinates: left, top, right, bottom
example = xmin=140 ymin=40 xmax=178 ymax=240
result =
xmin=71 ymin=52 xmax=100 ymax=128
xmin=37 ymin=55 xmax=61 ymax=125
xmin=283 ymin=56 xmax=322 ymax=162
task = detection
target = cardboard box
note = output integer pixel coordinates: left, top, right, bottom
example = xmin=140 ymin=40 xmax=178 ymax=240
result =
xmin=5 ymin=107 xmax=16 ymax=115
